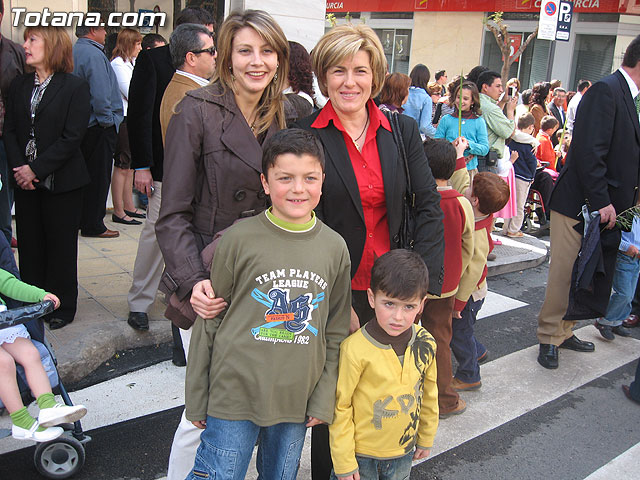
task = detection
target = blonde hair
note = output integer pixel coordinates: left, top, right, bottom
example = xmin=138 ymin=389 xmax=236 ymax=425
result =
xmin=312 ymin=24 xmax=387 ymax=99
xmin=111 ymin=28 xmax=143 ymax=62
xmin=212 ymin=10 xmax=289 ymax=135
xmin=23 ymin=26 xmax=73 ymax=73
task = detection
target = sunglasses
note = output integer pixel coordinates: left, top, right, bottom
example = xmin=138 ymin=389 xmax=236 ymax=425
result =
xmin=191 ymin=46 xmax=216 ymax=56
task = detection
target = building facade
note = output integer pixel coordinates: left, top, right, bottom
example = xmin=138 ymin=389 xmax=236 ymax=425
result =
xmin=327 ymin=0 xmax=640 ymax=90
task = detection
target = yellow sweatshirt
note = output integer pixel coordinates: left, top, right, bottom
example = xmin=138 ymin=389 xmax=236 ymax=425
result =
xmin=329 ymin=325 xmax=439 ymax=477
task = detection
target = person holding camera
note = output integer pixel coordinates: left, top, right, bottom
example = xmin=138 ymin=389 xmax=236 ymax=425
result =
xmin=476 ymin=71 xmax=516 ymax=173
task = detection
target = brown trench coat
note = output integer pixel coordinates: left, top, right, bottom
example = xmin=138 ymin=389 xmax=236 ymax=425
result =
xmin=155 ymin=81 xmax=277 ymax=301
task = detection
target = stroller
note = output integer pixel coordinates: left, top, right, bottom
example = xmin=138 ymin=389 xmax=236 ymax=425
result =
xmin=0 ymin=235 xmax=90 ymax=479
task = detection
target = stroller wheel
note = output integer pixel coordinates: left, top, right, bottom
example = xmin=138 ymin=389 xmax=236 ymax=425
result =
xmin=34 ymin=435 xmax=85 ymax=479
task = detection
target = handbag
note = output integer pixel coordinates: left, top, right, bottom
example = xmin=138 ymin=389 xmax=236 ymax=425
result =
xmin=385 ymin=111 xmax=416 ymax=250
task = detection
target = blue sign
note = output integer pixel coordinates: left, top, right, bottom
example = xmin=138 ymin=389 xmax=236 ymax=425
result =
xmin=555 ymin=0 xmax=573 ymax=42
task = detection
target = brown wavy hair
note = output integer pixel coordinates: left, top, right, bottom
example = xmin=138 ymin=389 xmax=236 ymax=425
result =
xmin=448 ymin=81 xmax=482 ymax=116
xmin=23 ymin=26 xmax=73 ymax=74
xmin=212 ymin=10 xmax=289 ymax=135
xmin=111 ymin=28 xmax=143 ymax=62
xmin=378 ymin=73 xmax=411 ymax=109
xmin=287 ymin=41 xmax=314 ymax=98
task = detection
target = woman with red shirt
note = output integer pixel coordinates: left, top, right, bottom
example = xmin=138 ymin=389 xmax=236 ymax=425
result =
xmin=296 ymin=24 xmax=444 ymax=480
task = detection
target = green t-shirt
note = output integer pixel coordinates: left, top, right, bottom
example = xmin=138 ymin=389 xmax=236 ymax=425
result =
xmin=0 ymin=269 xmax=47 ymax=306
xmin=185 ymin=212 xmax=352 ymax=426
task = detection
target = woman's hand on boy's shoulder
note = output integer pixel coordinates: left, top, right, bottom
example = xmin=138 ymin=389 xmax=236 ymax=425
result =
xmin=340 ymin=474 xmax=360 ymax=480
xmin=190 ymin=279 xmax=227 ymax=319
xmin=413 ymin=448 xmax=431 ymax=460
xmin=306 ymin=416 xmax=324 ymax=427
xmin=43 ymin=293 xmax=60 ymax=309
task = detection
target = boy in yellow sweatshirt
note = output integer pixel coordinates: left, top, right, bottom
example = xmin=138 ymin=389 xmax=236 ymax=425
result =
xmin=451 ymin=173 xmax=510 ymax=392
xmin=330 ymin=250 xmax=438 ymax=480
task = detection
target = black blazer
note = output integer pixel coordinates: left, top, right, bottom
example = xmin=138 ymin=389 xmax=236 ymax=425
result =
xmin=296 ymin=110 xmax=445 ymax=295
xmin=550 ymin=70 xmax=640 ymax=218
xmin=3 ymin=72 xmax=91 ymax=193
xmin=127 ymin=44 xmax=175 ymax=181
xmin=548 ymin=101 xmax=565 ymax=128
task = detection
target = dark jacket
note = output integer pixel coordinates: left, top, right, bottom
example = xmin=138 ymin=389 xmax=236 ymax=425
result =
xmin=509 ymin=139 xmax=538 ymax=182
xmin=295 ymin=109 xmax=445 ymax=295
xmin=3 ymin=73 xmax=91 ymax=193
xmin=155 ymin=82 xmax=278 ymax=299
xmin=0 ymin=35 xmax=27 ymax=126
xmin=127 ymin=44 xmax=175 ymax=180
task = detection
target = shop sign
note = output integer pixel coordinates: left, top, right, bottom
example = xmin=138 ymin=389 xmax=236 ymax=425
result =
xmin=325 ymin=0 xmax=631 ymax=13
xmin=502 ymin=34 xmax=523 ymax=62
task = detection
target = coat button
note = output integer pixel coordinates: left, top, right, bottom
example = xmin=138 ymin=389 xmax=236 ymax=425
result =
xmin=234 ymin=190 xmax=246 ymax=201
xmin=393 ymin=234 xmax=399 ymax=242
xmin=257 ymin=190 xmax=266 ymax=199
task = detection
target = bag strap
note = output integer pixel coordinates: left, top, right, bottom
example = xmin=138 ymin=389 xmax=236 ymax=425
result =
xmin=384 ymin=110 xmax=415 ymax=208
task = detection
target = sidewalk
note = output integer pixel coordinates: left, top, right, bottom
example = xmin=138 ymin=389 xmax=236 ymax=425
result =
xmin=28 ymin=215 xmax=548 ymax=385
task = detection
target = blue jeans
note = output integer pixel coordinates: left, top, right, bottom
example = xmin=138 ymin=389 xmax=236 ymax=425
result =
xmin=601 ymin=252 xmax=640 ymax=326
xmin=186 ymin=416 xmax=307 ymax=480
xmin=330 ymin=452 xmax=414 ymax=480
xmin=451 ymin=296 xmax=486 ymax=383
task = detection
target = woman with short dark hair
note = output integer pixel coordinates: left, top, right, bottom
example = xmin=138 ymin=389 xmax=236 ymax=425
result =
xmin=4 ymin=26 xmax=91 ymax=329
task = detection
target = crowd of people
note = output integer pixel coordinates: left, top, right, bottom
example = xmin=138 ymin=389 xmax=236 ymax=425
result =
xmin=0 ymin=1 xmax=640 ymax=479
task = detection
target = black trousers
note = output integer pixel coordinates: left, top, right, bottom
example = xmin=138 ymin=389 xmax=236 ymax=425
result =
xmin=14 ymin=187 xmax=82 ymax=322
xmin=531 ymin=169 xmax=554 ymax=223
xmin=311 ymin=289 xmax=374 ymax=480
xmin=80 ymin=125 xmax=117 ymax=235
xmin=0 ymin=138 xmax=14 ymax=243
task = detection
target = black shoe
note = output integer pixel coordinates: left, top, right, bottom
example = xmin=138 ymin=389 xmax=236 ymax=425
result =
xmin=124 ymin=209 xmax=146 ymax=219
xmin=559 ymin=335 xmax=595 ymax=352
xmin=112 ymin=213 xmax=142 ymax=225
xmin=47 ymin=318 xmax=71 ymax=330
xmin=538 ymin=344 xmax=558 ymax=369
xmin=612 ymin=325 xmax=632 ymax=337
xmin=127 ymin=312 xmax=149 ymax=331
xmin=594 ymin=321 xmax=615 ymax=341
xmin=172 ymin=348 xmax=186 ymax=367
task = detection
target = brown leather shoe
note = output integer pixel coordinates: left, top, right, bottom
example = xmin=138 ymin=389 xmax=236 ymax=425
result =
xmin=623 ymin=314 xmax=639 ymax=328
xmin=439 ymin=398 xmax=467 ymax=419
xmin=451 ymin=377 xmax=482 ymax=391
xmin=82 ymin=229 xmax=120 ymax=238
xmin=622 ymin=385 xmax=640 ymax=404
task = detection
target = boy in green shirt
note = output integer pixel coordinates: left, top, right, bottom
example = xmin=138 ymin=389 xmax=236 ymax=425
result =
xmin=185 ymin=129 xmax=352 ymax=480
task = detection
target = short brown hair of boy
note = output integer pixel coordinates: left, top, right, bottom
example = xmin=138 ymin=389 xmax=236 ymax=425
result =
xmin=472 ymin=172 xmax=510 ymax=215
xmin=23 ymin=26 xmax=74 ymax=74
xmin=517 ymin=112 xmax=535 ymax=130
xmin=448 ymin=81 xmax=482 ymax=116
xmin=540 ymin=115 xmax=559 ymax=132
xmin=423 ymin=138 xmax=457 ymax=181
xmin=262 ymin=128 xmax=325 ymax=178
xmin=370 ymin=250 xmax=429 ymax=301
xmin=378 ymin=73 xmax=411 ymax=108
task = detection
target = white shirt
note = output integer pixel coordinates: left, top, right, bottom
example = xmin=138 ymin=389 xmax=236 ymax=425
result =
xmin=619 ymin=67 xmax=640 ymax=123
xmin=176 ymin=70 xmax=210 ymax=87
xmin=283 ymin=87 xmax=314 ymax=107
xmin=110 ymin=56 xmax=135 ymax=116
xmin=565 ymin=91 xmax=582 ymax=134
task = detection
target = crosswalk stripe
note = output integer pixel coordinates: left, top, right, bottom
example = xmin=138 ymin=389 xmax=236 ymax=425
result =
xmin=582 ymin=441 xmax=640 ymax=479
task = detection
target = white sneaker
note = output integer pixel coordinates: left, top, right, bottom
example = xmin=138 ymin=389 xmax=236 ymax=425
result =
xmin=38 ymin=404 xmax=87 ymax=428
xmin=12 ymin=421 xmax=63 ymax=442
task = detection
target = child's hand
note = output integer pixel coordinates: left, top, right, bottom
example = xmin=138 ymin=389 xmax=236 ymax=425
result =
xmin=43 ymin=293 xmax=60 ymax=309
xmin=510 ymin=150 xmax=519 ymax=164
xmin=413 ymin=448 xmax=431 ymax=460
xmin=341 ymin=474 xmax=360 ymax=480
xmin=453 ymin=137 xmax=469 ymax=158
xmin=627 ymin=245 xmax=639 ymax=258
xmin=190 ymin=279 xmax=227 ymax=319
xmin=191 ymin=420 xmax=207 ymax=429
xmin=452 ymin=310 xmax=462 ymax=319
xmin=306 ymin=416 xmax=324 ymax=427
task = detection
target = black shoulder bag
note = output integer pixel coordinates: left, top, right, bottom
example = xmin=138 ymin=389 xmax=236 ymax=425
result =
xmin=385 ymin=111 xmax=416 ymax=250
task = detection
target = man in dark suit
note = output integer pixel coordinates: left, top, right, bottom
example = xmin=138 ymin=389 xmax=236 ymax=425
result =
xmin=0 ymin=1 xmax=26 ymax=245
xmin=126 ymin=8 xmax=213 ymax=350
xmin=548 ymin=87 xmax=566 ymax=145
xmin=537 ymin=35 xmax=640 ymax=369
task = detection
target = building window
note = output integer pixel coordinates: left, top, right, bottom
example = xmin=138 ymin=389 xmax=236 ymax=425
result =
xmin=569 ymin=34 xmax=615 ymax=90
xmin=482 ymin=32 xmax=551 ymax=89
xmin=374 ymin=28 xmax=412 ymax=74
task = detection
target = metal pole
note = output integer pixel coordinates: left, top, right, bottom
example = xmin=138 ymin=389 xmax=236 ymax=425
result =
xmin=546 ymin=40 xmax=556 ymax=82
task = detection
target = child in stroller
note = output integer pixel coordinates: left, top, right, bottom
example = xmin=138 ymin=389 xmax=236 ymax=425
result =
xmin=0 ymin=268 xmax=87 ymax=442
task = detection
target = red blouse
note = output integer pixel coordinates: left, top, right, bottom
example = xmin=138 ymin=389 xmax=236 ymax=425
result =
xmin=312 ymin=100 xmax=392 ymax=290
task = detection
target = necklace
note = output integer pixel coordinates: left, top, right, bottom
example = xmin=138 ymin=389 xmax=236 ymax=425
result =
xmin=352 ymin=110 xmax=370 ymax=151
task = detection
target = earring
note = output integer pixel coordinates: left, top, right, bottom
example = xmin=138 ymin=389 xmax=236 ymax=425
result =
xmin=274 ymin=71 xmax=278 ymax=81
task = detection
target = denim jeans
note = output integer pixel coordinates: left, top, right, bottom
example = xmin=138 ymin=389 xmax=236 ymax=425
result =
xmin=330 ymin=451 xmax=414 ymax=480
xmin=186 ymin=416 xmax=307 ymax=480
xmin=451 ymin=296 xmax=486 ymax=383
xmin=601 ymin=251 xmax=640 ymax=326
